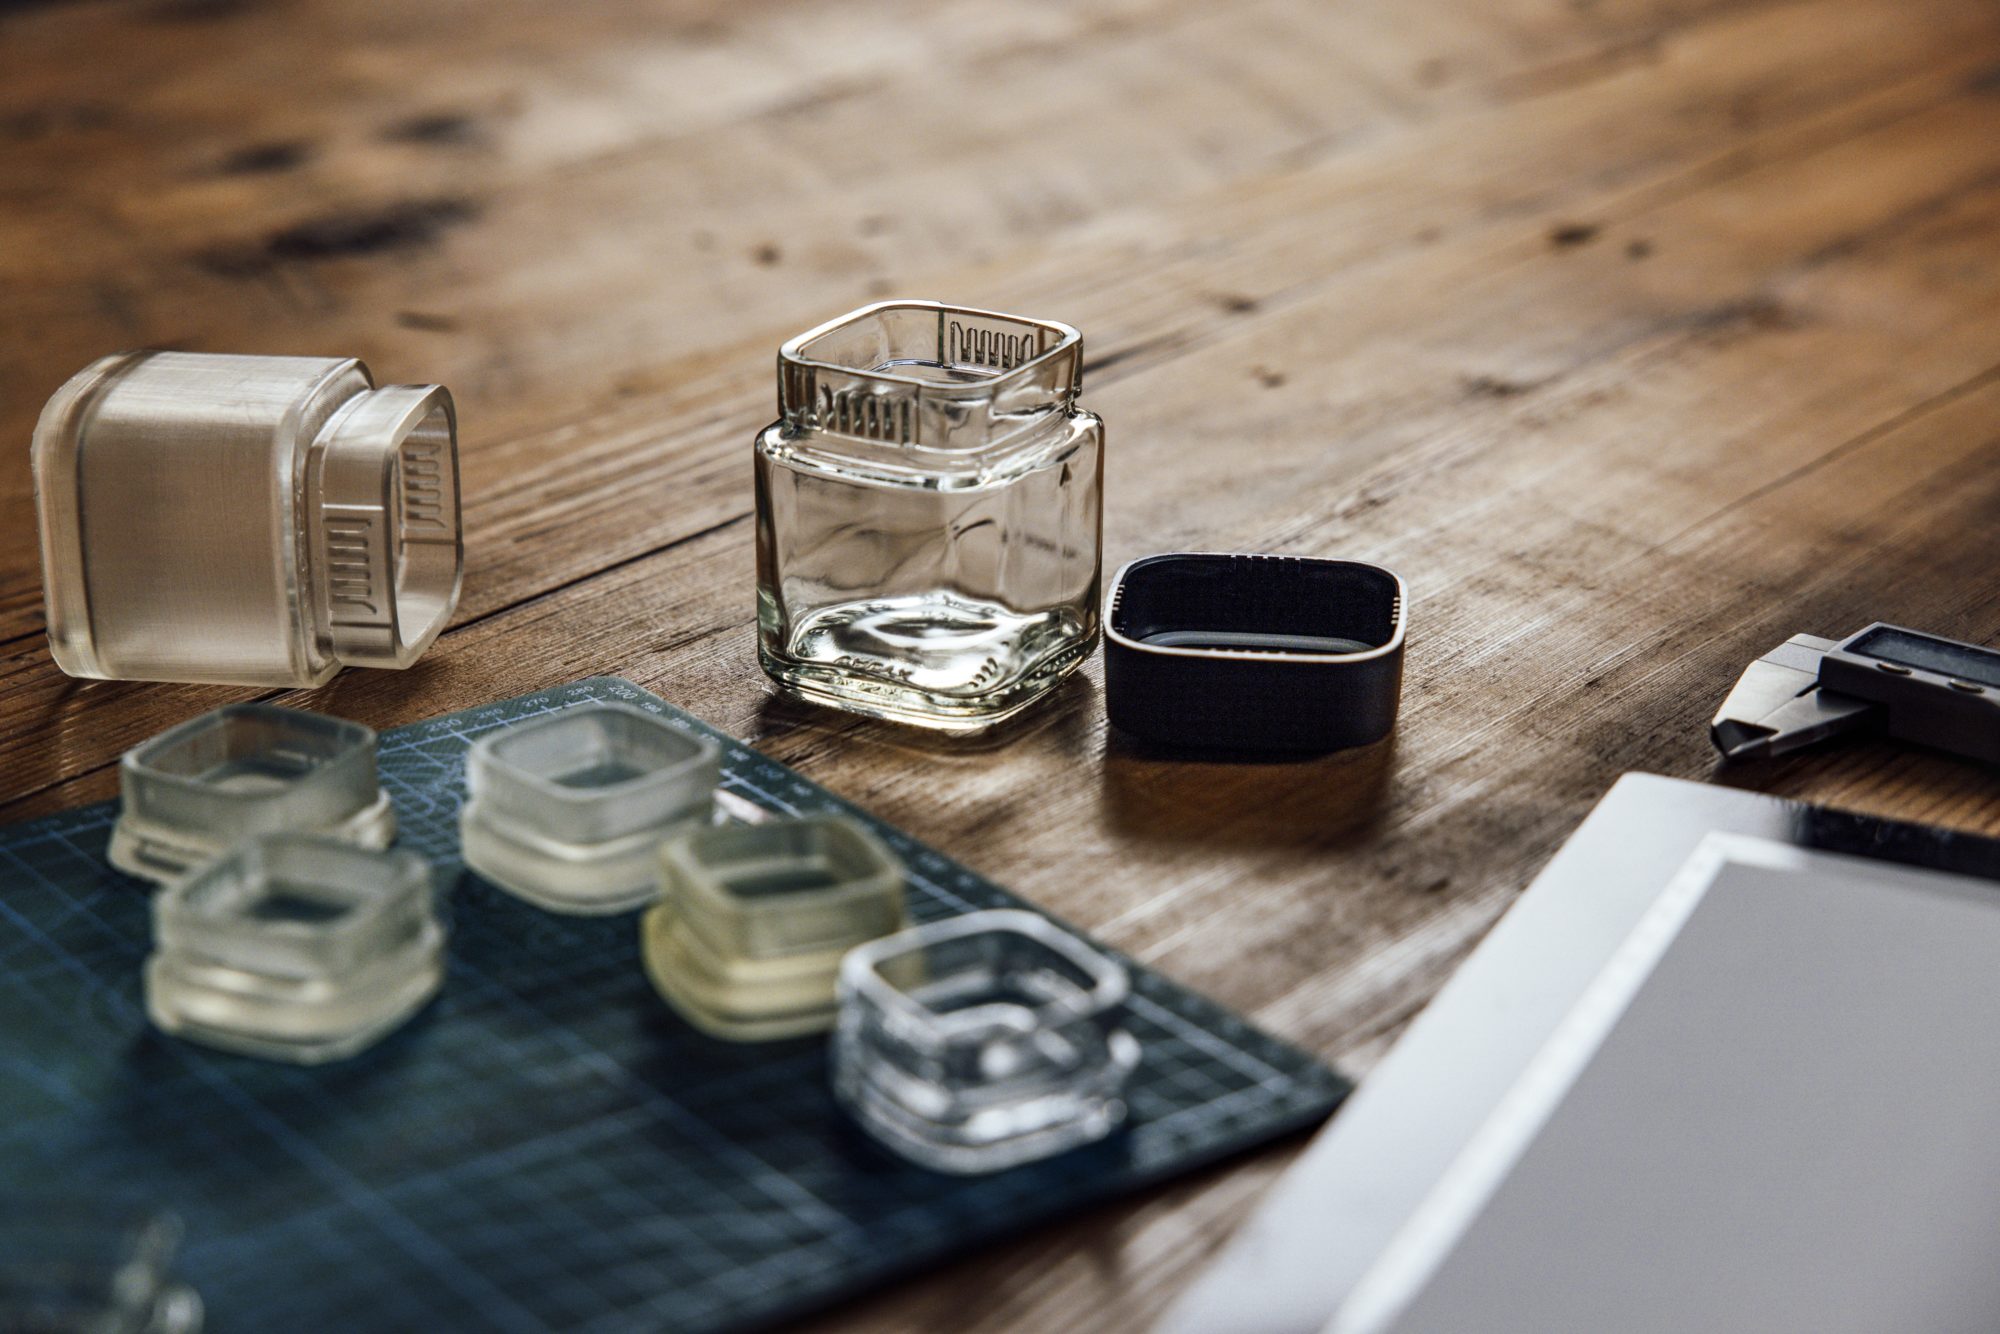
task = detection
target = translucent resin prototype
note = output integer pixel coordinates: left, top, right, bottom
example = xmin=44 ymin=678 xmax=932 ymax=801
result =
xmin=755 ymin=301 xmax=1104 ymax=730
xmin=145 ymin=834 xmax=444 ymax=1065
xmin=833 ymin=909 xmax=1140 ymax=1173
xmin=31 ymin=350 xmax=462 ymax=687
xmin=643 ymin=814 xmax=906 ymax=1040
xmin=111 ymin=703 xmax=394 ymax=886
xmin=460 ymin=702 xmax=721 ymax=915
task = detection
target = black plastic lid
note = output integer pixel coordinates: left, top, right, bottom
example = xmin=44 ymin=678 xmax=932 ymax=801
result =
xmin=1103 ymin=553 xmax=1406 ymax=752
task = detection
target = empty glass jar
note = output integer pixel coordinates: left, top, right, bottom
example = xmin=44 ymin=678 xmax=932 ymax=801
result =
xmin=755 ymin=301 xmax=1104 ymax=730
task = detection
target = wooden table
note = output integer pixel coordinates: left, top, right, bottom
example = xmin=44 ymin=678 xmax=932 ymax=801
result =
xmin=6 ymin=0 xmax=2000 ymax=1327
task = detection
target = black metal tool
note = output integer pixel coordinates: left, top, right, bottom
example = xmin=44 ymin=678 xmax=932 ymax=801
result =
xmin=1712 ymin=622 xmax=2000 ymax=764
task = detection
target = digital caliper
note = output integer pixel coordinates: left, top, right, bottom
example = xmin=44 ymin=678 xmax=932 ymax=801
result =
xmin=1712 ymin=622 xmax=2000 ymax=764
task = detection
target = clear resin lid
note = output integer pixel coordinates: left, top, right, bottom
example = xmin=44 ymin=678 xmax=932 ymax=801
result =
xmin=832 ymin=909 xmax=1140 ymax=1173
xmin=146 ymin=834 xmax=445 ymax=1065
xmin=112 ymin=703 xmax=393 ymax=885
xmin=460 ymin=703 xmax=721 ymax=914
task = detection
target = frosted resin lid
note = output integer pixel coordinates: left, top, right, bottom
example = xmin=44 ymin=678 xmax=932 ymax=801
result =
xmin=460 ymin=702 xmax=721 ymax=914
xmin=145 ymin=834 xmax=444 ymax=1065
xmin=111 ymin=703 xmax=394 ymax=885
xmin=31 ymin=350 xmax=461 ymax=687
xmin=643 ymin=815 xmax=906 ymax=1041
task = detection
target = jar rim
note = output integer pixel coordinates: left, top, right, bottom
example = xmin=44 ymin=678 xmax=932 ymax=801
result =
xmin=778 ymin=300 xmax=1083 ymax=452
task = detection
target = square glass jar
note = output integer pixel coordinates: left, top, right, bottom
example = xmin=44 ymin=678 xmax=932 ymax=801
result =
xmin=460 ymin=702 xmax=721 ymax=914
xmin=832 ymin=909 xmax=1140 ymax=1173
xmin=145 ymin=833 xmax=444 ymax=1064
xmin=755 ymin=301 xmax=1104 ymax=731
xmin=111 ymin=703 xmax=394 ymax=885
xmin=643 ymin=814 xmax=906 ymax=1040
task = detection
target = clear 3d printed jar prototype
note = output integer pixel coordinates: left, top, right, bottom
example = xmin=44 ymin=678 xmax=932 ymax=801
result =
xmin=833 ymin=909 xmax=1140 ymax=1174
xmin=643 ymin=814 xmax=906 ymax=1040
xmin=32 ymin=350 xmax=462 ymax=687
xmin=145 ymin=834 xmax=445 ymax=1064
xmin=111 ymin=703 xmax=394 ymax=887
xmin=755 ymin=301 xmax=1104 ymax=730
xmin=460 ymin=703 xmax=722 ymax=915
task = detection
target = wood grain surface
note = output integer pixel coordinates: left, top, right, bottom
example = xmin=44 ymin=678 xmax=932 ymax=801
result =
xmin=5 ymin=0 xmax=2000 ymax=1328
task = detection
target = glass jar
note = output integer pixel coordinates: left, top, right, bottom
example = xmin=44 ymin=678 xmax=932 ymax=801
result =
xmin=754 ymin=301 xmax=1103 ymax=730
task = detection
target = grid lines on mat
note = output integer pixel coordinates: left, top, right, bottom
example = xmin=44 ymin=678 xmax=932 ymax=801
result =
xmin=0 ymin=678 xmax=1346 ymax=1332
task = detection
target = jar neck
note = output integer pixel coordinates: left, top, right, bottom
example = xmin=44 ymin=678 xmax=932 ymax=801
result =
xmin=778 ymin=302 xmax=1083 ymax=457
xmin=306 ymin=385 xmax=462 ymax=669
xmin=763 ymin=408 xmax=1092 ymax=489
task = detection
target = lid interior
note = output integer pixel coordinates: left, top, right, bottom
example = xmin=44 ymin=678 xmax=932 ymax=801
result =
xmin=1111 ymin=554 xmax=1402 ymax=657
xmin=136 ymin=704 xmax=369 ymax=794
xmin=488 ymin=705 xmax=710 ymax=796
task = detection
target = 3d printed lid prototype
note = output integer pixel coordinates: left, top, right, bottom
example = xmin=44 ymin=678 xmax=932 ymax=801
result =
xmin=111 ymin=703 xmax=394 ymax=887
xmin=145 ymin=834 xmax=444 ymax=1065
xmin=643 ymin=814 xmax=906 ymax=1040
xmin=460 ymin=702 xmax=722 ymax=915
xmin=31 ymin=350 xmax=462 ymax=686
xmin=833 ymin=909 xmax=1140 ymax=1174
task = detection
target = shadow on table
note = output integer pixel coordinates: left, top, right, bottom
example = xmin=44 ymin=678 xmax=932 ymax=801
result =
xmin=749 ymin=671 xmax=1100 ymax=763
xmin=1099 ymin=728 xmax=1398 ymax=850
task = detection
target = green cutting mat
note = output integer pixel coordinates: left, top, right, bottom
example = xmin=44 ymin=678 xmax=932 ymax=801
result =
xmin=0 ymin=677 xmax=1348 ymax=1332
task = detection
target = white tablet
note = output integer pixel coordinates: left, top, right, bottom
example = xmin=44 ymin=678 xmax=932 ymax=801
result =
xmin=1337 ymin=834 xmax=2000 ymax=1333
xmin=1160 ymin=773 xmax=2000 ymax=1334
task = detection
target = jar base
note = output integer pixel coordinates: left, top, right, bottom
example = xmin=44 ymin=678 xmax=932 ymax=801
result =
xmin=760 ymin=603 xmax=1095 ymax=732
